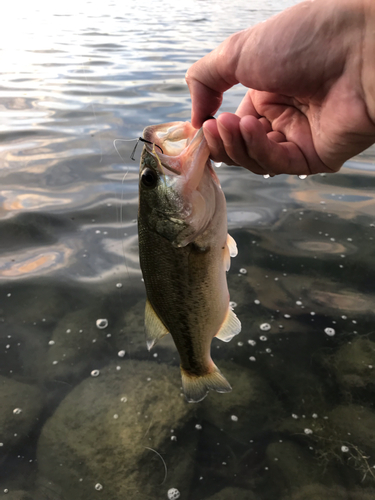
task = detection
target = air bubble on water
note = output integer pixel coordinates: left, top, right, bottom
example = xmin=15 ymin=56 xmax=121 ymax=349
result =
xmin=231 ymin=415 xmax=238 ymax=422
xmin=249 ymin=356 xmax=256 ymax=362
xmin=52 ymin=360 xmax=58 ymax=365
xmin=120 ymin=396 xmax=128 ymax=403
xmin=259 ymin=336 xmax=267 ymax=341
xmin=341 ymin=315 xmax=347 ymax=320
xmin=341 ymin=446 xmax=349 ymax=453
xmin=304 ymin=428 xmax=313 ymax=435
xmin=48 ymin=340 xmax=55 ymax=346
xmin=213 ymin=161 xmax=222 ymax=168
xmin=116 ymin=283 xmax=123 ymax=288
xmin=91 ymin=370 xmax=100 ymax=377
xmin=296 ymin=301 xmax=302 ymax=306
xmin=266 ymin=348 xmax=272 ymax=353
xmin=260 ymin=323 xmax=271 ymax=331
xmin=263 ymin=174 xmax=270 ymax=179
xmin=0 ymin=443 xmax=3 ymax=447
xmin=254 ymin=299 xmax=260 ymax=305
xmin=239 ymin=268 xmax=247 ymax=275
xmin=248 ymin=340 xmax=256 ymax=346
xmin=153 ymin=353 xmax=158 ymax=358
xmin=4 ymin=489 xmax=9 ymax=494
xmin=95 ymin=483 xmax=103 ymax=491
xmin=118 ymin=350 xmax=125 ymax=358
xmin=298 ymin=175 xmax=307 ymax=180
xmin=171 ymin=435 xmax=177 ymax=441
xmin=95 ymin=230 xmax=101 ymax=234
xmin=229 ymin=301 xmax=237 ymax=309
xmin=347 ymin=238 xmax=353 ymax=242
xmin=113 ymin=414 xmax=118 ymax=419
xmin=310 ymin=312 xmax=316 ymax=316
xmin=284 ymin=314 xmax=291 ymax=319
xmin=237 ymin=341 xmax=243 ymax=346
xmin=96 ymin=319 xmax=108 ymax=329
xmin=312 ymin=413 xmax=318 ymax=419
xmin=324 ymin=327 xmax=336 ymax=336
xmin=292 ymin=414 xmax=298 ymax=419
xmin=195 ymin=424 xmax=202 ymax=430
xmin=13 ymin=408 xmax=22 ymax=415
xmin=167 ymin=488 xmax=180 ymax=500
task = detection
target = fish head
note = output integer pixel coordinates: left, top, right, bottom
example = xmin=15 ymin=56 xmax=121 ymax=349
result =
xmin=138 ymin=121 xmax=221 ymax=247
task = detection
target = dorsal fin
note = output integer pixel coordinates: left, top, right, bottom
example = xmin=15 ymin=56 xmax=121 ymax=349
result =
xmin=144 ymin=300 xmax=169 ymax=350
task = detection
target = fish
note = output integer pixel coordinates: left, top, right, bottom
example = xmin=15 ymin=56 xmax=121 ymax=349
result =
xmin=137 ymin=121 xmax=241 ymax=403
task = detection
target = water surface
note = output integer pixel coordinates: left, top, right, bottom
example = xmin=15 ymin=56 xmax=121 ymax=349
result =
xmin=1 ymin=1 xmax=375 ymax=499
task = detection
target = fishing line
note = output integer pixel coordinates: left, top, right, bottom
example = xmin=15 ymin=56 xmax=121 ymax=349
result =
xmin=144 ymin=447 xmax=168 ymax=485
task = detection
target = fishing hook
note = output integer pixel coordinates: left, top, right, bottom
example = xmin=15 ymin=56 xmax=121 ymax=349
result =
xmin=130 ymin=137 xmax=164 ymax=161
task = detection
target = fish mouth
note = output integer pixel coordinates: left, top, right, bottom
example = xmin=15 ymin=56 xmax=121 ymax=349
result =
xmin=142 ymin=121 xmax=211 ymax=190
xmin=143 ymin=121 xmax=197 ymax=158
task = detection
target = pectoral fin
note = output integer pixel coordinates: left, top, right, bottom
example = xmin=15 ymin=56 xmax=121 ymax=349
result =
xmin=223 ymin=234 xmax=238 ymax=271
xmin=215 ymin=307 xmax=242 ymax=342
xmin=227 ymin=234 xmax=238 ymax=257
xmin=144 ymin=300 xmax=169 ymax=350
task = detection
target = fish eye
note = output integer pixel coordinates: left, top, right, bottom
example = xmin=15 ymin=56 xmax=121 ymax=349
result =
xmin=141 ymin=168 xmax=158 ymax=188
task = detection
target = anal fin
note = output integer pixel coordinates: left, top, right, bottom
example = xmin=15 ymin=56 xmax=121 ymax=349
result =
xmin=181 ymin=364 xmax=232 ymax=403
xmin=215 ymin=307 xmax=241 ymax=342
xmin=145 ymin=300 xmax=169 ymax=350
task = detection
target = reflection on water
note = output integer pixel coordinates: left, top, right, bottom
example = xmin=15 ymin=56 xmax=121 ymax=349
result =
xmin=1 ymin=0 xmax=375 ymax=499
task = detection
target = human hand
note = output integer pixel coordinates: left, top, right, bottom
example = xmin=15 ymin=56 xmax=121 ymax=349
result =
xmin=186 ymin=0 xmax=375 ymax=175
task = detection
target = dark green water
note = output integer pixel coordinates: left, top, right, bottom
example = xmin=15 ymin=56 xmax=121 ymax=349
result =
xmin=1 ymin=1 xmax=375 ymax=499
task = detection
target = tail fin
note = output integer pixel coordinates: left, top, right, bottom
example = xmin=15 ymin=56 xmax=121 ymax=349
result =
xmin=181 ymin=364 xmax=232 ymax=403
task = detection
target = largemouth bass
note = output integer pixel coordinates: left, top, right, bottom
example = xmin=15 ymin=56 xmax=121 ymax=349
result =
xmin=138 ymin=121 xmax=241 ymax=403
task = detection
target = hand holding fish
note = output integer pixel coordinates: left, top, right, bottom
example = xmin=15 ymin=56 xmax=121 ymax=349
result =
xmin=186 ymin=0 xmax=375 ymax=176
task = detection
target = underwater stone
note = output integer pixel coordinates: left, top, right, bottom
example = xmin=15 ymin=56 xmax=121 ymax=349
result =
xmin=328 ymin=338 xmax=375 ymax=390
xmin=198 ymin=361 xmax=282 ymax=442
xmin=36 ymin=361 xmax=197 ymax=500
xmin=204 ymin=486 xmax=257 ymax=500
xmin=283 ymin=484 xmax=375 ymax=500
xmin=0 ymin=376 xmax=43 ymax=451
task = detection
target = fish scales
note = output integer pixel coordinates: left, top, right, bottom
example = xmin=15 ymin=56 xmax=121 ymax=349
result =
xmin=138 ymin=121 xmax=241 ymax=402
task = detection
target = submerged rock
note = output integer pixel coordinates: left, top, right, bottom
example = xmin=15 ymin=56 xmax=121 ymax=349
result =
xmin=204 ymin=486 xmax=257 ymax=500
xmin=283 ymin=484 xmax=375 ymax=500
xmin=0 ymin=376 xmax=43 ymax=450
xmin=43 ymin=306 xmax=113 ymax=384
xmin=266 ymin=440 xmax=339 ymax=494
xmin=36 ymin=361 xmax=198 ymax=500
xmin=199 ymin=361 xmax=283 ymax=441
xmin=0 ymin=491 xmax=34 ymax=500
xmin=328 ymin=338 xmax=375 ymax=390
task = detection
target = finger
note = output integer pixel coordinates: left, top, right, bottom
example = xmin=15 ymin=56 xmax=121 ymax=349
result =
xmin=215 ymin=113 xmax=269 ymax=175
xmin=239 ymin=115 xmax=312 ymax=175
xmin=186 ymin=77 xmax=223 ymax=129
xmin=203 ymin=119 xmax=239 ymax=165
xmin=249 ymin=91 xmax=329 ymax=173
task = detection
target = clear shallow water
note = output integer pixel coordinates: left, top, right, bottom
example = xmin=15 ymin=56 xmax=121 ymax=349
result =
xmin=1 ymin=1 xmax=375 ymax=499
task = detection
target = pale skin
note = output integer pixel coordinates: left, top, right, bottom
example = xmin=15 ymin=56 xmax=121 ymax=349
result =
xmin=186 ymin=0 xmax=375 ymax=176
